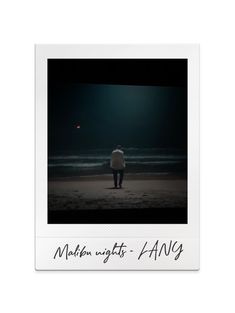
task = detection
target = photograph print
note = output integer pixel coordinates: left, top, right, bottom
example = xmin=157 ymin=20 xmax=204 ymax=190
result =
xmin=48 ymin=58 xmax=187 ymax=224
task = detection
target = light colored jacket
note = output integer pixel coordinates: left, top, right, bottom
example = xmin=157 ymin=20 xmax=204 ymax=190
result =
xmin=110 ymin=149 xmax=125 ymax=170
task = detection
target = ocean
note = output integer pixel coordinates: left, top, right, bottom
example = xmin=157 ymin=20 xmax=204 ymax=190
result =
xmin=48 ymin=148 xmax=187 ymax=179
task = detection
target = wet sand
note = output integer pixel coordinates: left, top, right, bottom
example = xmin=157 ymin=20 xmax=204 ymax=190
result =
xmin=48 ymin=174 xmax=187 ymax=211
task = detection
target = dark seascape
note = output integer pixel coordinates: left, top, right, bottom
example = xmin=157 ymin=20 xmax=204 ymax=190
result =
xmin=47 ymin=59 xmax=188 ymax=223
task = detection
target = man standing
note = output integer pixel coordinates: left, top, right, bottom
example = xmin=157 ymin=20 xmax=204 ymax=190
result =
xmin=110 ymin=145 xmax=125 ymax=188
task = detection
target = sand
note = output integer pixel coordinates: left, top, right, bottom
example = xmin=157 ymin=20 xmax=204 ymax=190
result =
xmin=48 ymin=174 xmax=187 ymax=210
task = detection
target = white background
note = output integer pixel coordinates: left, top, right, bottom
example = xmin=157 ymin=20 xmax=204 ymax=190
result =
xmin=0 ymin=0 xmax=234 ymax=312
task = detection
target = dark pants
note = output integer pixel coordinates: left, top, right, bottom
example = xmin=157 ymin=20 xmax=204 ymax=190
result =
xmin=112 ymin=169 xmax=124 ymax=187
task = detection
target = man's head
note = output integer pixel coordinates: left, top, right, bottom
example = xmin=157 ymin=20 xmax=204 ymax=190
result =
xmin=116 ymin=145 xmax=122 ymax=150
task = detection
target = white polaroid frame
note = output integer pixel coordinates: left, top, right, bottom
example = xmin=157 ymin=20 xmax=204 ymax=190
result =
xmin=35 ymin=44 xmax=199 ymax=270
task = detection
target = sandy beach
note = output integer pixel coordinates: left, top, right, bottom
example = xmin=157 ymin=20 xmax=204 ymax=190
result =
xmin=48 ymin=174 xmax=187 ymax=211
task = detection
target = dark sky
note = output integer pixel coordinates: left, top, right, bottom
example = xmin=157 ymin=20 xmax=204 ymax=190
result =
xmin=48 ymin=59 xmax=187 ymax=155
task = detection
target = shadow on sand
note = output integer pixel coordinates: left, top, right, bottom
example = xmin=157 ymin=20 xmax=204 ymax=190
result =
xmin=105 ymin=187 xmax=124 ymax=190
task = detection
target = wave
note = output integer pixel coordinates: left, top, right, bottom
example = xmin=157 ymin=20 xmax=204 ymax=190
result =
xmin=49 ymin=162 xmax=103 ymax=168
xmin=49 ymin=160 xmax=183 ymax=169
xmin=49 ymin=155 xmax=186 ymax=160
xmin=48 ymin=148 xmax=187 ymax=177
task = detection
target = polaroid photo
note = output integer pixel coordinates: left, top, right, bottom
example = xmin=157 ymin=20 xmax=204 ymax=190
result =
xmin=35 ymin=44 xmax=200 ymax=270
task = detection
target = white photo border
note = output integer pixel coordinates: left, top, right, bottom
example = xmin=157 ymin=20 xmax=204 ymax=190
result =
xmin=35 ymin=44 xmax=199 ymax=270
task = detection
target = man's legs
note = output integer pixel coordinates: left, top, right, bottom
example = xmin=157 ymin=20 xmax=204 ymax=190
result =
xmin=118 ymin=170 xmax=124 ymax=187
xmin=112 ymin=169 xmax=118 ymax=188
